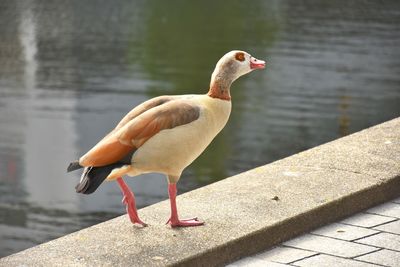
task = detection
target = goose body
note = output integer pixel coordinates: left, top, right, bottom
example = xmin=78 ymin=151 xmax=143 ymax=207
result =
xmin=68 ymin=50 xmax=265 ymax=227
xmin=128 ymin=95 xmax=231 ymax=179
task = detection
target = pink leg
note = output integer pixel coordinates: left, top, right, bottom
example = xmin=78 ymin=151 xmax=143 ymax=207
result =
xmin=116 ymin=177 xmax=147 ymax=227
xmin=166 ymin=183 xmax=204 ymax=227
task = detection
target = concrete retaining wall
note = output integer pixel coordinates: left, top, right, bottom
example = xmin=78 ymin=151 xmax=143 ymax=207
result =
xmin=1 ymin=117 xmax=399 ymax=267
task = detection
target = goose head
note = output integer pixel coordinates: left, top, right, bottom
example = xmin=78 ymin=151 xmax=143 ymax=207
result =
xmin=209 ymin=50 xmax=266 ymax=100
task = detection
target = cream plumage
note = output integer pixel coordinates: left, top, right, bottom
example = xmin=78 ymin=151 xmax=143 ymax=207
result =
xmin=67 ymin=50 xmax=265 ymax=227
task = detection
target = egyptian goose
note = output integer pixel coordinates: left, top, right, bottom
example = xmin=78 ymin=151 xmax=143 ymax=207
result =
xmin=67 ymin=50 xmax=265 ymax=227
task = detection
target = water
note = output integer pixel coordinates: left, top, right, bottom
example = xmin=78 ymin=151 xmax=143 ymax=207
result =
xmin=0 ymin=0 xmax=399 ymax=257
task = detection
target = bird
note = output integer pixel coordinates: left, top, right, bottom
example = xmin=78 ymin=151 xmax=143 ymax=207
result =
xmin=67 ymin=50 xmax=266 ymax=227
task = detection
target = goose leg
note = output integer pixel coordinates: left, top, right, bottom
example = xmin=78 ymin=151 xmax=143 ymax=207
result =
xmin=166 ymin=182 xmax=204 ymax=227
xmin=116 ymin=177 xmax=147 ymax=227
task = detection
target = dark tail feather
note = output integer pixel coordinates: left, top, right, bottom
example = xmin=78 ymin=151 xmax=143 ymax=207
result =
xmin=67 ymin=160 xmax=83 ymax=172
xmin=75 ymin=164 xmax=121 ymax=194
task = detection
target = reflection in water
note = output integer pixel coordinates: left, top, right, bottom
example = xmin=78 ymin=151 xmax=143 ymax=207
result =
xmin=0 ymin=0 xmax=399 ymax=257
xmin=338 ymin=94 xmax=351 ymax=136
xmin=19 ymin=2 xmax=37 ymax=91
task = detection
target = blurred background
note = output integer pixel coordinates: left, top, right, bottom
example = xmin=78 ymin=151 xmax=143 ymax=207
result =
xmin=0 ymin=0 xmax=399 ymax=257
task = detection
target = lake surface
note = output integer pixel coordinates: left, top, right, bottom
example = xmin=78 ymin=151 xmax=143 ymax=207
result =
xmin=0 ymin=0 xmax=399 ymax=257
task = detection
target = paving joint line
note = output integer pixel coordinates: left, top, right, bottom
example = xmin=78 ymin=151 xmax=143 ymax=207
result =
xmin=281 ymin=243 xmax=381 ymax=261
xmin=369 ymin=218 xmax=399 ymax=228
xmin=350 ymin=231 xmax=382 ymax=242
xmin=364 ymin=211 xmax=400 ymax=220
xmin=288 ymin=249 xmax=387 ymax=267
xmin=351 ymin=240 xmax=400 ymax=253
xmin=286 ymin=252 xmax=321 ymax=265
xmin=352 ymin=258 xmax=389 ymax=267
xmin=369 ymin=227 xmax=400 ymax=235
xmin=280 ymin=244 xmax=319 ymax=255
xmin=350 ymin=247 xmax=383 ymax=259
xmin=308 ymin=231 xmax=380 ymax=243
xmin=339 ymin=218 xmax=398 ymax=229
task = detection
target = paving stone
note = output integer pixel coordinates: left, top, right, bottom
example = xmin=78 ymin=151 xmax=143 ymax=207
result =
xmin=255 ymin=246 xmax=317 ymax=264
xmin=311 ymin=223 xmax=379 ymax=241
xmin=284 ymin=234 xmax=378 ymax=258
xmin=356 ymin=232 xmax=400 ymax=251
xmin=356 ymin=249 xmax=400 ymax=267
xmin=294 ymin=254 xmax=379 ymax=267
xmin=341 ymin=213 xmax=397 ymax=228
xmin=227 ymin=257 xmax=290 ymax=267
xmin=367 ymin=202 xmax=400 ymax=218
xmin=374 ymin=219 xmax=400 ymax=235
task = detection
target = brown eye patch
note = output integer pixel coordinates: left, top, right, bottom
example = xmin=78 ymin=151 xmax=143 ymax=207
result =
xmin=235 ymin=52 xmax=245 ymax=62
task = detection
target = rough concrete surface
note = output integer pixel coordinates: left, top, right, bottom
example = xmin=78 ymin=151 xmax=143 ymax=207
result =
xmin=1 ymin=117 xmax=399 ymax=267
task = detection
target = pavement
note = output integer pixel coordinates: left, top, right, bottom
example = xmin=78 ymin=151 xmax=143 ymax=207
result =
xmin=229 ymin=197 xmax=400 ymax=267
xmin=0 ymin=117 xmax=399 ymax=267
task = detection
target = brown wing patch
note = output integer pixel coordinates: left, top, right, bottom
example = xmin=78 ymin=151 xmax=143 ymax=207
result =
xmin=117 ymin=101 xmax=200 ymax=147
xmin=79 ymin=98 xmax=200 ymax=167
xmin=115 ymin=95 xmax=176 ymax=130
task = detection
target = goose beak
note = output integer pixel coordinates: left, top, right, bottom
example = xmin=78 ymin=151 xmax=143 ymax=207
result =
xmin=250 ymin=56 xmax=266 ymax=70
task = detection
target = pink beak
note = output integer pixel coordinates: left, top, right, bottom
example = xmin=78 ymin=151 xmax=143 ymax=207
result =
xmin=250 ymin=56 xmax=266 ymax=70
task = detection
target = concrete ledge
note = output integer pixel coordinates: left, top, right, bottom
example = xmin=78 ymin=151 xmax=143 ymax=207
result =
xmin=1 ymin=117 xmax=399 ymax=267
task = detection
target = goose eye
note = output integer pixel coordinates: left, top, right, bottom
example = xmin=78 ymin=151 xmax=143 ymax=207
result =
xmin=235 ymin=52 xmax=245 ymax=62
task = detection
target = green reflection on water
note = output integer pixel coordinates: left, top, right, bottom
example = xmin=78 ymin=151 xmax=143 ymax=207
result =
xmin=127 ymin=0 xmax=279 ymax=182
